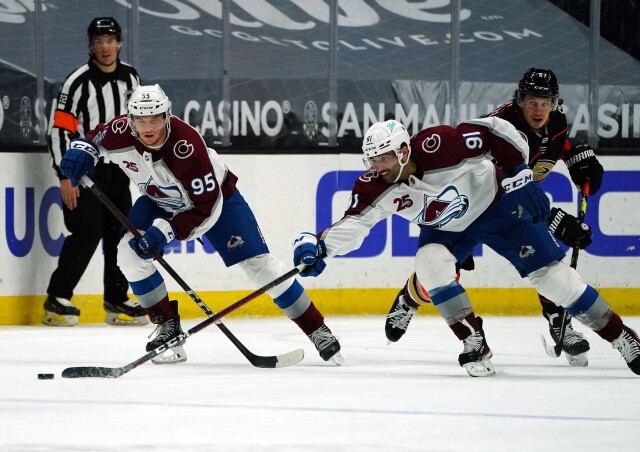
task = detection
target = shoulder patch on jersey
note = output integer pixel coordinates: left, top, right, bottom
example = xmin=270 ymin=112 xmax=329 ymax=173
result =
xmin=421 ymin=133 xmax=441 ymax=154
xmin=174 ymin=140 xmax=195 ymax=159
xmin=111 ymin=117 xmax=129 ymax=135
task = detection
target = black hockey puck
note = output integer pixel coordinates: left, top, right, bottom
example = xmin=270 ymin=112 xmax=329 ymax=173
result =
xmin=37 ymin=373 xmax=54 ymax=380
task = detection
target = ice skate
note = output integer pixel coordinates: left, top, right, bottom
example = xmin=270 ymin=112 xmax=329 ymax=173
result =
xmin=42 ymin=296 xmax=80 ymax=327
xmin=549 ymin=315 xmax=590 ymax=367
xmin=385 ymin=289 xmax=418 ymax=343
xmin=458 ymin=317 xmax=495 ymax=377
xmin=611 ymin=325 xmax=640 ymax=375
xmin=308 ymin=324 xmax=344 ymax=365
xmin=146 ymin=316 xmax=187 ymax=365
xmin=104 ymin=299 xmax=149 ymax=326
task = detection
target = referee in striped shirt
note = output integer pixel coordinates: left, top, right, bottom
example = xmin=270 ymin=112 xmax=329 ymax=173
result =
xmin=44 ymin=17 xmax=148 ymax=326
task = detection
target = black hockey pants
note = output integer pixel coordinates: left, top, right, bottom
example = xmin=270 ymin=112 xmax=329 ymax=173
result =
xmin=47 ymin=162 xmax=132 ymax=304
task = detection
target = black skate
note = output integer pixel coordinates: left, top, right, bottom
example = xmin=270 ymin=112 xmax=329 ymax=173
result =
xmin=104 ymin=299 xmax=149 ymax=326
xmin=42 ymin=296 xmax=80 ymax=327
xmin=458 ymin=317 xmax=495 ymax=377
xmin=549 ymin=315 xmax=590 ymax=367
xmin=611 ymin=325 xmax=640 ymax=375
xmin=308 ymin=324 xmax=344 ymax=365
xmin=385 ymin=289 xmax=418 ymax=343
xmin=146 ymin=314 xmax=187 ymax=365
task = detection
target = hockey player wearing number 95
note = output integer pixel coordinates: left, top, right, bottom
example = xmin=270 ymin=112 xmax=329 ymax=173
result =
xmin=385 ymin=68 xmax=605 ymax=368
xmin=58 ymin=84 xmax=343 ymax=365
xmin=292 ymin=118 xmax=640 ymax=377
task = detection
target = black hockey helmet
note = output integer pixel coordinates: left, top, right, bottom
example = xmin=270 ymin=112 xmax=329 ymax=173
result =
xmin=87 ymin=17 xmax=122 ymax=42
xmin=518 ymin=67 xmax=559 ymax=98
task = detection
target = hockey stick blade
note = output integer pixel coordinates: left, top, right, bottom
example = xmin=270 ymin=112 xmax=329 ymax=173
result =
xmin=62 ymin=333 xmax=187 ymax=379
xmin=80 ymin=175 xmax=303 ymax=369
xmin=215 ymin=321 xmax=304 ymax=368
xmin=61 ymin=336 xmax=304 ymax=378
xmin=62 ymin=366 xmax=125 ymax=379
xmin=540 ymin=334 xmax=562 ymax=358
xmin=541 ymin=311 xmax=567 ymax=358
xmin=250 ymin=347 xmax=304 ymax=368
xmin=62 ymin=265 xmax=306 ymax=378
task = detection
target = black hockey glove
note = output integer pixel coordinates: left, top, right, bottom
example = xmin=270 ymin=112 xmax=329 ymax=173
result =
xmin=547 ymin=207 xmax=592 ymax=249
xmin=565 ymin=144 xmax=604 ymax=195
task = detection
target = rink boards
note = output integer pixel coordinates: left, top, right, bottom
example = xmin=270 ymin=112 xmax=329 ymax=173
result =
xmin=1 ymin=152 xmax=638 ymax=324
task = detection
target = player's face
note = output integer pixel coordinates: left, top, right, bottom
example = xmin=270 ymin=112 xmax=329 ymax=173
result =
xmin=369 ymin=151 xmax=400 ymax=183
xmin=131 ymin=114 xmax=168 ymax=149
xmin=89 ymin=34 xmax=121 ymax=68
xmin=519 ymin=94 xmax=554 ymax=130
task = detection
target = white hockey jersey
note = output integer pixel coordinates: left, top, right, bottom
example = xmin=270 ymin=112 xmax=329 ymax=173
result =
xmin=87 ymin=115 xmax=238 ymax=241
xmin=320 ymin=117 xmax=529 ymax=257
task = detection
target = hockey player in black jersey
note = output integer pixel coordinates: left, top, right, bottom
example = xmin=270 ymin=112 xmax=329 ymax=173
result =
xmin=384 ymin=68 xmax=604 ymax=367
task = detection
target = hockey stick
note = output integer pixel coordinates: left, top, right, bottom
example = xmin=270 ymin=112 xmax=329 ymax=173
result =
xmin=79 ymin=175 xmax=304 ymax=368
xmin=541 ymin=180 xmax=590 ymax=358
xmin=61 ymin=264 xmax=306 ymax=378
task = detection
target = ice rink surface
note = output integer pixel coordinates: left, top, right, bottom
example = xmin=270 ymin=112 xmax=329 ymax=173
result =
xmin=1 ymin=315 xmax=639 ymax=451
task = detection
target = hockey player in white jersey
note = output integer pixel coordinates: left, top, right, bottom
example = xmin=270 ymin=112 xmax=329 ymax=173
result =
xmin=58 ymin=84 xmax=343 ymax=365
xmin=293 ymin=118 xmax=640 ymax=377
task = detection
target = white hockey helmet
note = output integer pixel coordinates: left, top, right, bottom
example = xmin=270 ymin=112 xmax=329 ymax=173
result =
xmin=362 ymin=120 xmax=411 ymax=176
xmin=362 ymin=120 xmax=412 ymax=183
xmin=127 ymin=84 xmax=172 ymax=148
xmin=362 ymin=120 xmax=410 ymax=160
xmin=127 ymin=84 xmax=171 ymax=117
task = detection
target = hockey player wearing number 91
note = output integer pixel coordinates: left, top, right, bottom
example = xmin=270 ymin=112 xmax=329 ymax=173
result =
xmin=58 ymin=84 xmax=344 ymax=365
xmin=385 ymin=68 xmax=605 ymax=368
xmin=292 ymin=118 xmax=640 ymax=377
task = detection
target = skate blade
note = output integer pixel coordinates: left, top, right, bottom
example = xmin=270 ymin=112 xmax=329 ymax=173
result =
xmin=330 ymin=352 xmax=345 ymax=366
xmin=42 ymin=312 xmax=78 ymax=327
xmin=463 ymin=359 xmax=496 ymax=377
xmin=151 ymin=345 xmax=187 ymax=365
xmin=105 ymin=312 xmax=149 ymax=326
xmin=566 ymin=352 xmax=588 ymax=367
xmin=385 ymin=335 xmax=401 ymax=345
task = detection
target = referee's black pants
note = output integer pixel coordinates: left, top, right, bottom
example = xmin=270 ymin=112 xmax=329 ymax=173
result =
xmin=47 ymin=162 xmax=132 ymax=304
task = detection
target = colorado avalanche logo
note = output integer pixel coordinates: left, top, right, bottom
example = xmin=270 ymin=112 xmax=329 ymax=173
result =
xmin=227 ymin=235 xmax=244 ymax=251
xmin=112 ymin=118 xmax=128 ymax=134
xmin=419 ymin=186 xmax=469 ymax=228
xmin=174 ymin=140 xmax=194 ymax=159
xmin=421 ymin=133 xmax=441 ymax=153
xmin=358 ymin=171 xmax=380 ymax=183
xmin=139 ymin=177 xmax=187 ymax=210
xmin=519 ymin=246 xmax=536 ymax=259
